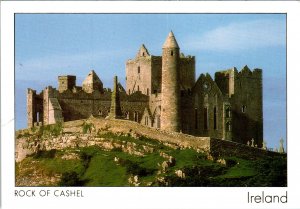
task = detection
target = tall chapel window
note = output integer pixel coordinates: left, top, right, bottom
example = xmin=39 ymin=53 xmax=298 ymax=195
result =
xmin=204 ymin=107 xmax=208 ymax=130
xmin=171 ymin=51 xmax=173 ymax=56
xmin=226 ymin=107 xmax=231 ymax=118
xmin=138 ymin=66 xmax=140 ymax=74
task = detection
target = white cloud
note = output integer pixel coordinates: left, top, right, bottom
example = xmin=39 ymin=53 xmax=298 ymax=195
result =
xmin=184 ymin=19 xmax=285 ymax=52
xmin=15 ymin=49 xmax=129 ymax=81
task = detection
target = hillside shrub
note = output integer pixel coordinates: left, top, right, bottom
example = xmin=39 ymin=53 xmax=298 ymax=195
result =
xmin=31 ymin=149 xmax=57 ymax=159
xmin=37 ymin=122 xmax=63 ymax=137
xmin=58 ymin=171 xmax=84 ymax=186
xmin=118 ymin=158 xmax=156 ymax=176
xmin=79 ymin=152 xmax=92 ymax=169
xmin=82 ymin=122 xmax=95 ymax=134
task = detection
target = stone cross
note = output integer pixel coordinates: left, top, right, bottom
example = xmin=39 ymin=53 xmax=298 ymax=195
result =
xmin=279 ymin=138 xmax=285 ymax=153
xmin=262 ymin=141 xmax=267 ymax=150
xmin=108 ymin=76 xmax=122 ymax=119
xmin=251 ymin=138 xmax=255 ymax=147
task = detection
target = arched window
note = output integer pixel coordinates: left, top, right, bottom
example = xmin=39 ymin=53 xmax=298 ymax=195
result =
xmin=171 ymin=50 xmax=173 ymax=56
xmin=137 ymin=86 xmax=140 ymax=91
xmin=242 ymin=105 xmax=246 ymax=113
xmin=226 ymin=107 xmax=231 ymax=118
xmin=203 ymin=107 xmax=208 ymax=130
xmin=138 ymin=66 xmax=140 ymax=74
xmin=226 ymin=122 xmax=231 ymax=132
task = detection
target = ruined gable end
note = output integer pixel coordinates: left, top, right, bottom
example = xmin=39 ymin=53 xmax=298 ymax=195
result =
xmin=48 ymin=98 xmax=63 ymax=124
xmin=82 ymin=70 xmax=104 ymax=93
xmin=136 ymin=44 xmax=150 ymax=58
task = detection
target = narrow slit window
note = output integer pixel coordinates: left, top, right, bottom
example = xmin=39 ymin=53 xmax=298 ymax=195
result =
xmin=213 ymin=107 xmax=217 ymax=130
xmin=37 ymin=112 xmax=39 ymax=123
xmin=226 ymin=107 xmax=231 ymax=118
xmin=195 ymin=108 xmax=198 ymax=129
xmin=242 ymin=105 xmax=246 ymax=113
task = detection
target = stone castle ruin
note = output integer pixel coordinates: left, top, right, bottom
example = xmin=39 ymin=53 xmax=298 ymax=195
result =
xmin=27 ymin=31 xmax=263 ymax=147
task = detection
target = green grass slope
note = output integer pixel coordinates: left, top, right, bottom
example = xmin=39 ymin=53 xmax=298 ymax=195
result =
xmin=16 ymin=131 xmax=287 ymax=187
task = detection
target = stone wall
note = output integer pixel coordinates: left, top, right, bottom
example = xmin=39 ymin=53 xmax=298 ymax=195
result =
xmin=126 ymin=56 xmax=152 ymax=96
xmin=58 ymin=75 xmax=76 ymax=93
xmin=209 ymin=138 xmax=284 ymax=160
xmin=151 ymin=56 xmax=162 ymax=94
xmin=179 ymin=56 xmax=195 ymax=90
xmin=188 ymin=74 xmax=225 ymax=139
xmin=231 ymin=67 xmax=263 ymax=146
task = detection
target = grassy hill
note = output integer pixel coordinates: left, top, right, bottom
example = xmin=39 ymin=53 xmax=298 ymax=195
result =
xmin=15 ymin=118 xmax=287 ymax=187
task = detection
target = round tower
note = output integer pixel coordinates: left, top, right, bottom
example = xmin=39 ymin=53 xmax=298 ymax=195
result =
xmin=161 ymin=31 xmax=181 ymax=132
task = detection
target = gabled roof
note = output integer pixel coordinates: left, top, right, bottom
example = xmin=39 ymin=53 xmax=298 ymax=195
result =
xmin=82 ymin=70 xmax=103 ymax=93
xmin=83 ymin=70 xmax=103 ymax=86
xmin=193 ymin=73 xmax=223 ymax=97
xmin=136 ymin=44 xmax=150 ymax=57
xmin=163 ymin=31 xmax=179 ymax=49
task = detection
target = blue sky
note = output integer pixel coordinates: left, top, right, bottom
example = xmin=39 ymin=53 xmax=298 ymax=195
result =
xmin=15 ymin=14 xmax=286 ymax=150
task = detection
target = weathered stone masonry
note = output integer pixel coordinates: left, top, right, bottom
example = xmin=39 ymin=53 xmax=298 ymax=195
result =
xmin=27 ymin=31 xmax=263 ymax=147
